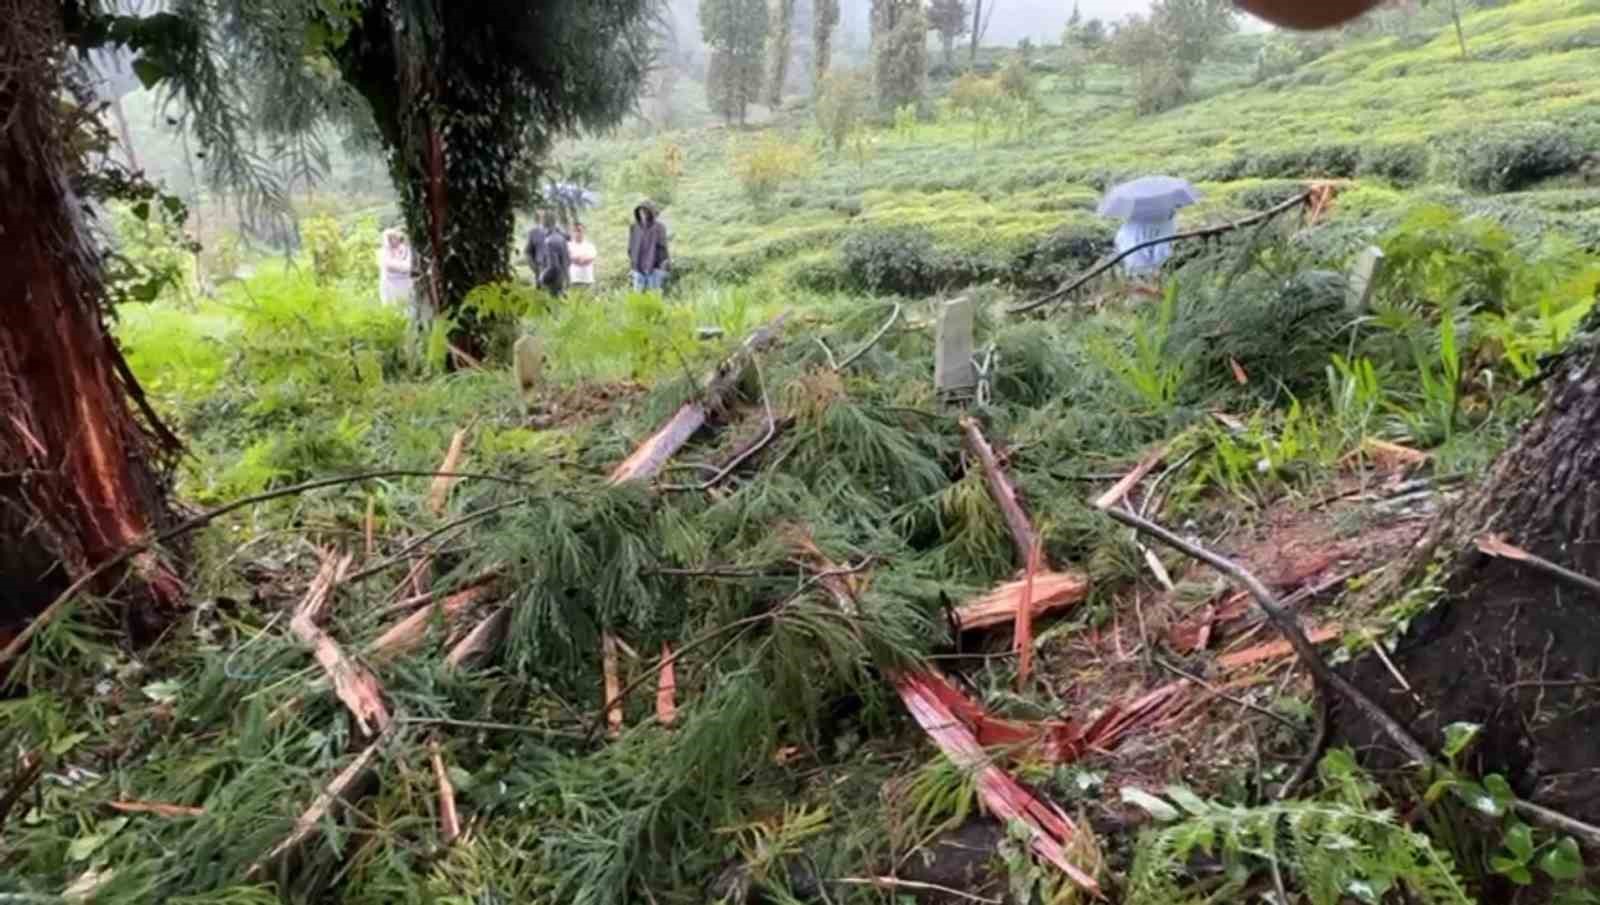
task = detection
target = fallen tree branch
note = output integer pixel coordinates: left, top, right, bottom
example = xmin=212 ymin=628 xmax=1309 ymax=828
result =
xmin=0 ymin=469 xmax=550 ymax=669
xmin=429 ymin=739 xmax=461 ymax=845
xmin=659 ymin=360 xmax=783 ymax=493
xmin=1153 ymin=657 xmax=1304 ymax=734
xmin=1103 ymin=507 xmax=1600 ymax=849
xmin=427 ymin=425 xmax=473 ymax=515
xmin=289 ymin=553 xmax=391 ymax=737
xmin=961 ymin=416 xmax=1036 ymax=566
xmin=1094 ymin=441 xmax=1171 ymax=511
xmin=952 ymin=570 xmax=1089 ymax=632
xmin=245 ymin=722 xmax=396 ymax=879
xmin=1009 ymin=191 xmax=1312 ymax=315
xmin=368 ymin=582 xmax=499 ymax=659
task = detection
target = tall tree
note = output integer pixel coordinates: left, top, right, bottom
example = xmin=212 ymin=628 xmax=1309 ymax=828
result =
xmin=701 ymin=0 xmax=769 ymax=125
xmin=766 ymin=0 xmax=795 ymax=108
xmin=1109 ymin=0 xmax=1235 ymax=113
xmin=813 ymin=0 xmax=839 ymax=83
xmin=2 ymin=0 xmax=188 ymax=643
xmin=870 ymin=0 xmax=926 ymax=112
xmin=926 ymin=0 xmax=970 ymax=68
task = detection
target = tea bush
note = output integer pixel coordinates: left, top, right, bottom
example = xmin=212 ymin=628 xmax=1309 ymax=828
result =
xmin=1454 ymin=124 xmax=1588 ymax=193
xmin=840 ymin=225 xmax=989 ymax=296
xmin=1358 ymin=142 xmax=1433 ymax=187
xmin=730 ymin=133 xmax=816 ymax=204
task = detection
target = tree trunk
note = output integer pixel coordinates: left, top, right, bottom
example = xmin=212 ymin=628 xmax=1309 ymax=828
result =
xmin=332 ymin=2 xmax=522 ymax=361
xmin=1449 ymin=0 xmax=1467 ymax=58
xmin=1343 ymin=341 xmax=1600 ymax=824
xmin=813 ymin=0 xmax=838 ymax=85
xmin=767 ymin=0 xmax=795 ymax=109
xmin=0 ymin=0 xmax=183 ymax=650
xmin=970 ymin=0 xmax=982 ymax=63
xmin=942 ymin=33 xmax=955 ymax=68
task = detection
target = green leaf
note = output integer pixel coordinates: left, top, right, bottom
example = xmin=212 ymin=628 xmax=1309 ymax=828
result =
xmin=50 ymin=730 xmax=89 ymax=755
xmin=1503 ymin=822 xmax=1535 ymax=861
xmin=1164 ymin=785 xmax=1211 ymax=816
xmin=1441 ymin=721 xmax=1481 ymax=761
xmin=130 ymin=200 xmax=151 ymax=222
xmin=1484 ymin=774 xmax=1515 ymax=808
xmin=131 ymin=57 xmax=167 ymax=90
xmin=67 ymin=818 xmax=127 ymax=861
xmin=1540 ymin=838 xmax=1584 ymax=881
xmin=1120 ymin=787 xmax=1179 ymax=822
xmin=142 ymin=679 xmax=182 ymax=704
xmin=1452 ymin=780 xmax=1504 ymax=817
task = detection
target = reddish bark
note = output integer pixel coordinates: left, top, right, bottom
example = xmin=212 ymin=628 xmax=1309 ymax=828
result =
xmin=0 ymin=0 xmax=182 ymax=645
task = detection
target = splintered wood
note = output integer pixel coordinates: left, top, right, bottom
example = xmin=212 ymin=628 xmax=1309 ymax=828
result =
xmin=427 ymin=425 xmax=470 ymax=515
xmin=960 ymin=416 xmax=1035 ymax=565
xmin=289 ymin=553 xmax=391 ymax=736
xmin=430 ymin=740 xmax=461 ymax=845
xmin=246 ymin=725 xmax=394 ymax=879
xmin=953 ymin=571 xmax=1089 ymax=631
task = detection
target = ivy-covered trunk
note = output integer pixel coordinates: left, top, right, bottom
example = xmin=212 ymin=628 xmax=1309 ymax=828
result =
xmin=333 ymin=3 xmax=522 ymax=360
xmin=1 ymin=0 xmax=182 ymax=647
xmin=766 ymin=0 xmax=795 ymax=108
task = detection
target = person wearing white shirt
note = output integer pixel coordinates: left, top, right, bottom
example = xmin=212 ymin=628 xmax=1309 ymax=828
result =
xmin=568 ymin=222 xmax=597 ymax=289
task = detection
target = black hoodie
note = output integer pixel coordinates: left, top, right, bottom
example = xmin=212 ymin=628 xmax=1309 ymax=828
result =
xmin=627 ymin=201 xmax=669 ymax=274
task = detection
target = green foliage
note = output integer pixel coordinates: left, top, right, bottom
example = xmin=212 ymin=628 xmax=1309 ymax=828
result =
xmin=106 ymin=197 xmax=198 ymax=305
xmin=299 ymin=214 xmax=379 ymax=288
xmin=613 ymin=141 xmax=685 ymax=208
xmin=814 ymin=70 xmax=870 ymax=153
xmin=871 ymin=0 xmax=928 ymax=114
xmin=1454 ymin=123 xmax=1589 ymax=193
xmin=1127 ymin=750 xmax=1473 ymax=905
xmin=1087 ymin=284 xmax=1188 ymax=413
xmin=730 ymin=133 xmax=816 ymax=204
xmin=701 ymin=0 xmax=770 ymax=125
xmin=839 ymin=225 xmax=989 ymax=295
xmin=1110 ymin=0 xmax=1238 ymax=114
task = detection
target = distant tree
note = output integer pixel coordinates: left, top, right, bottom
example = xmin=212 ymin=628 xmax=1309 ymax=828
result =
xmin=871 ymin=0 xmax=928 ymax=112
xmin=1080 ymin=18 xmax=1107 ymax=48
xmin=927 ymin=0 xmax=970 ymax=68
xmin=767 ymin=0 xmax=796 ymax=107
xmin=814 ymin=0 xmax=840 ymax=82
xmin=1110 ymin=0 xmax=1236 ymax=114
xmin=814 ymin=69 xmax=870 ymax=151
xmin=702 ymin=0 xmax=770 ymax=124
xmin=1423 ymin=0 xmax=1468 ymax=57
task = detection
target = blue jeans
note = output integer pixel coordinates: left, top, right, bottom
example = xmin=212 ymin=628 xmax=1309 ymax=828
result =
xmin=631 ymin=269 xmax=666 ymax=291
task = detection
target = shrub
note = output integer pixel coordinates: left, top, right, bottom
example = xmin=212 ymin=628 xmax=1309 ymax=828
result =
xmin=1454 ymin=125 xmax=1588 ymax=193
xmin=1359 ymin=142 xmax=1431 ymax=187
xmin=1008 ymin=223 xmax=1114 ymax=289
xmin=614 ymin=142 xmax=684 ymax=207
xmin=729 ymin=133 xmax=815 ymax=204
xmin=814 ymin=70 xmax=870 ymax=153
xmin=840 ymin=225 xmax=988 ymax=296
xmin=1231 ymin=180 xmax=1310 ymax=212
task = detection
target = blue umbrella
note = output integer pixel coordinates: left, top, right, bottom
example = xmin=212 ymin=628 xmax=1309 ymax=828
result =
xmin=543 ymin=182 xmax=600 ymax=210
xmin=1097 ymin=176 xmax=1200 ymax=221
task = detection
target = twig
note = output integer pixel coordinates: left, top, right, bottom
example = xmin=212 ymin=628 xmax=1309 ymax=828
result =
xmin=1477 ymin=534 xmax=1600 ymax=598
xmin=1106 ymin=508 xmax=1600 ymax=849
xmin=813 ymin=336 xmax=840 ymax=370
xmin=832 ymin=876 xmax=1001 ymax=904
xmin=659 ymin=361 xmax=782 ymax=493
xmin=1010 ymin=191 xmax=1312 ymax=314
xmin=0 ymin=469 xmax=546 ymax=669
xmin=395 ymin=716 xmax=586 ymax=739
xmin=0 ymin=748 xmax=44 ymax=831
xmin=344 ymin=499 xmax=530 ymax=585
xmin=1153 ymin=658 xmax=1305 ymax=734
xmin=1279 ymin=693 xmax=1329 ymax=800
xmin=833 ymin=303 xmax=902 ymax=371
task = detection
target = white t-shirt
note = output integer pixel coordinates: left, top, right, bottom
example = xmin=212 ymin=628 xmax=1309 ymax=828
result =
xmin=569 ymin=240 xmax=597 ymax=285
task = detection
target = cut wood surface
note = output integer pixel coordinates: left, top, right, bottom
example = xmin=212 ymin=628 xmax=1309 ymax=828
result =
xmin=430 ymin=740 xmax=461 ymax=845
xmin=961 ymin=416 xmax=1035 ymax=565
xmin=289 ymin=553 xmax=391 ymax=737
xmin=953 ymin=571 xmax=1089 ymax=631
xmin=656 ymin=643 xmax=678 ymax=726
xmin=369 ymin=582 xmax=498 ymax=659
xmin=1217 ymin=624 xmax=1342 ymax=671
xmin=106 ymin=800 xmax=205 ymax=818
xmin=427 ymin=426 xmax=470 ymax=515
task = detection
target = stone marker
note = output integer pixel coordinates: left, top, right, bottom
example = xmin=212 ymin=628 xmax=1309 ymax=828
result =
xmin=1346 ymin=245 xmax=1385 ymax=313
xmin=513 ymin=334 xmax=544 ymax=409
xmin=935 ymin=296 xmax=977 ymax=399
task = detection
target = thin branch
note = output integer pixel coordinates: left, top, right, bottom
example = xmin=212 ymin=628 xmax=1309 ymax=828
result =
xmin=1153 ymin=657 xmax=1305 ymax=735
xmin=1009 ymin=191 xmax=1312 ymax=315
xmin=343 ymin=499 xmax=532 ymax=585
xmin=659 ymin=360 xmax=782 ymax=493
xmin=1278 ymin=693 xmax=1329 ymax=800
xmin=832 ymin=877 xmax=1001 ymax=904
xmin=1104 ymin=507 xmax=1600 ymax=848
xmin=0 ymin=469 xmax=539 ymax=669
xmin=833 ymin=303 xmax=902 ymax=371
xmin=1477 ymin=534 xmax=1600 ymax=598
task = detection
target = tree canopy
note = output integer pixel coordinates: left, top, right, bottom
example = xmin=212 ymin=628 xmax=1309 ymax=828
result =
xmin=701 ymin=0 xmax=768 ymax=125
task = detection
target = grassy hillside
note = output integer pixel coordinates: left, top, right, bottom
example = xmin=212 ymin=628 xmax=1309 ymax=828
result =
xmin=565 ymin=0 xmax=1600 ymax=292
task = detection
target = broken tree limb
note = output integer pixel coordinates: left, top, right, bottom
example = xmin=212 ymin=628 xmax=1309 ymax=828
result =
xmin=1101 ymin=507 xmax=1600 ymax=850
xmin=1094 ymin=442 xmax=1170 ymax=511
xmin=427 ymin=425 xmax=472 ymax=515
xmin=960 ymin=416 xmax=1035 ymax=565
xmin=1016 ymin=540 xmax=1040 ymax=686
xmin=369 ymin=582 xmax=499 ymax=660
xmin=289 ymin=553 xmax=391 ymax=737
xmin=656 ymin=643 xmax=678 ymax=726
xmin=602 ymin=633 xmax=624 ymax=738
xmin=429 ymin=739 xmax=461 ymax=845
xmin=1009 ymin=191 xmax=1313 ymax=315
xmin=833 ymin=303 xmax=902 ymax=372
xmin=107 ymin=800 xmax=205 ymax=818
xmin=245 ymin=722 xmax=396 ymax=879
xmin=610 ymin=312 xmax=789 ymax=485
xmin=953 ymin=571 xmax=1089 ymax=632
xmin=444 ymin=608 xmax=510 ymax=670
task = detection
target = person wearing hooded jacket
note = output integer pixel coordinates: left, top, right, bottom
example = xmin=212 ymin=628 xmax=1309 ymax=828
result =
xmin=628 ymin=200 xmax=670 ymax=292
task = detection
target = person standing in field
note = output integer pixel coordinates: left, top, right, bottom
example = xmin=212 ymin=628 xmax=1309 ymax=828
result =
xmin=377 ymin=227 xmax=424 ymax=324
xmin=628 ymin=200 xmax=670 ymax=292
xmin=537 ymin=213 xmax=571 ymax=298
xmin=568 ymin=222 xmax=597 ymax=291
xmin=523 ymin=211 xmax=548 ymax=283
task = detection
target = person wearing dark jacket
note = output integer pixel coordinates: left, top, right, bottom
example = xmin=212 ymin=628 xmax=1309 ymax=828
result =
xmin=536 ymin=215 xmax=571 ymax=298
xmin=523 ymin=212 xmax=548 ymax=280
xmin=627 ymin=200 xmax=670 ymax=292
